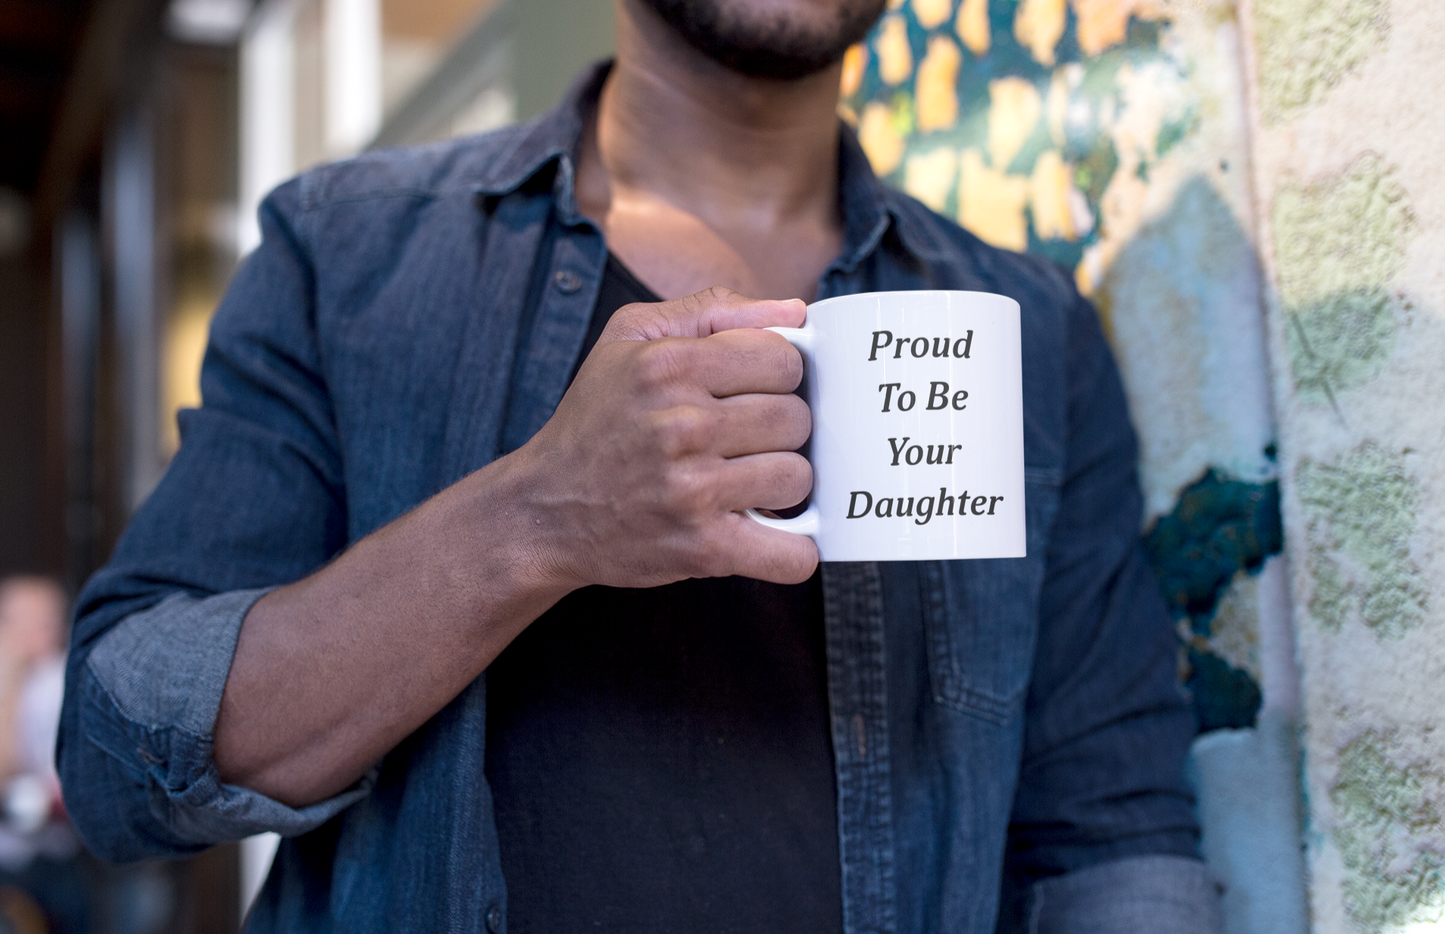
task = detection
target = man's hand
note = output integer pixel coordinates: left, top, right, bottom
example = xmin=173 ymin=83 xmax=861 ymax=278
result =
xmin=513 ymin=286 xmax=817 ymax=589
xmin=215 ymin=286 xmax=815 ymax=806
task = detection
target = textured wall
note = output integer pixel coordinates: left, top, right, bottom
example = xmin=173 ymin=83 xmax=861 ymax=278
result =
xmin=842 ymin=0 xmax=1290 ymax=731
xmin=1239 ymin=0 xmax=1445 ymax=930
xmin=844 ymin=1 xmax=1445 ymax=929
xmin=842 ymin=1 xmax=1307 ymax=929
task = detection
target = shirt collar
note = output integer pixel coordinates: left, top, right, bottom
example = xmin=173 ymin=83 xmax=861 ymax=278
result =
xmin=471 ymin=63 xmax=604 ymax=224
xmin=472 ymin=60 xmax=941 ymax=268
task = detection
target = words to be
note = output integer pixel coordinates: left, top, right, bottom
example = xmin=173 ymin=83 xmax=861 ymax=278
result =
xmin=877 ymin=382 xmax=968 ymax=412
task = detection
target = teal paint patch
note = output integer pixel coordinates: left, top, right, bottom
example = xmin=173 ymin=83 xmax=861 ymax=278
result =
xmin=1331 ymin=731 xmax=1445 ymax=932
xmin=1005 ymin=112 xmax=1056 ymax=176
xmin=1071 ymin=137 xmax=1120 ymax=211
xmin=1025 ymin=226 xmax=1086 ymax=271
xmin=1187 ymin=647 xmax=1263 ymax=734
xmin=1143 ymin=468 xmax=1282 ymax=732
xmin=1145 ymin=469 xmax=1283 ymax=625
xmin=1298 ymin=443 xmax=1426 ymax=637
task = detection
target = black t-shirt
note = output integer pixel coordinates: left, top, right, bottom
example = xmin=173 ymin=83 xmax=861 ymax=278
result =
xmin=484 ymin=255 xmax=842 ymax=934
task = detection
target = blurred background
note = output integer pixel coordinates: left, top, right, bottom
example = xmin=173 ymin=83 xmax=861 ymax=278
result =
xmin=1 ymin=0 xmax=1442 ymax=931
xmin=0 ymin=1 xmax=612 ymax=929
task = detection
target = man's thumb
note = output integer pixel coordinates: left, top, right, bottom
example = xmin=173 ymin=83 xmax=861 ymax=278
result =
xmin=605 ymin=286 xmax=806 ymax=341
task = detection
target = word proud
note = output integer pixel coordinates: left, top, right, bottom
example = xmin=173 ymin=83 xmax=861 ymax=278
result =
xmin=846 ymin=488 xmax=1004 ymax=526
xmin=868 ymin=329 xmax=973 ymax=361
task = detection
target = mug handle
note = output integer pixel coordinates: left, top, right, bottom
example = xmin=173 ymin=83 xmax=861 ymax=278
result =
xmin=743 ymin=504 xmax=822 ymax=537
xmin=742 ymin=324 xmax=821 ymax=539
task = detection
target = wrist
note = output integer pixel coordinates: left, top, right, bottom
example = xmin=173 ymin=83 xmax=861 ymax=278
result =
xmin=438 ymin=445 xmax=588 ymax=614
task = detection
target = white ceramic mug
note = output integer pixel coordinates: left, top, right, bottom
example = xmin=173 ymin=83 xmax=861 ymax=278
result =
xmin=745 ymin=290 xmax=1025 ymax=562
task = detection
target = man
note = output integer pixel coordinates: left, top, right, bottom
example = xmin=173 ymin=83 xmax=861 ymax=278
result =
xmin=58 ymin=0 xmax=1221 ymax=931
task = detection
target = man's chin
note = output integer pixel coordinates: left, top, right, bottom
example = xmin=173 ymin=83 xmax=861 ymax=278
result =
xmin=701 ymin=45 xmax=852 ymax=82
xmin=638 ymin=0 xmax=887 ymax=81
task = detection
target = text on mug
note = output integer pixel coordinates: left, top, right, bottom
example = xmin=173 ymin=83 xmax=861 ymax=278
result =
xmin=887 ymin=437 xmax=963 ymax=466
xmin=845 ymin=488 xmax=1003 ymax=525
xmin=868 ymin=330 xmax=974 ymax=361
xmin=877 ymin=382 xmax=969 ymax=413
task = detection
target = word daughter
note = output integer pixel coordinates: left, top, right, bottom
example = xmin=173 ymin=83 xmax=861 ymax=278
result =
xmin=846 ymin=488 xmax=1005 ymax=526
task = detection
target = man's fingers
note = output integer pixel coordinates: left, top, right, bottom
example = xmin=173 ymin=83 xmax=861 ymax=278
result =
xmin=696 ymin=329 xmax=804 ymax=397
xmin=710 ymin=513 xmax=820 ymax=585
xmin=649 ymin=394 xmax=810 ymax=460
xmin=625 ymin=329 xmax=803 ymax=398
xmin=602 ymin=286 xmax=806 ymax=341
xmin=713 ymin=394 xmax=811 ymax=458
xmin=704 ymin=451 xmax=813 ymax=514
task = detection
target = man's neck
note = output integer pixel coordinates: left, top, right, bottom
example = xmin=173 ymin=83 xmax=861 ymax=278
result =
xmin=575 ymin=0 xmax=847 ymax=301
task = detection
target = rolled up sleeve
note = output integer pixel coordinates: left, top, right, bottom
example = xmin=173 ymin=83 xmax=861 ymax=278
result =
xmin=69 ymin=591 xmax=372 ymax=858
xmin=1026 ymin=855 xmax=1223 ymax=933
xmin=57 ymin=178 xmax=358 ymax=861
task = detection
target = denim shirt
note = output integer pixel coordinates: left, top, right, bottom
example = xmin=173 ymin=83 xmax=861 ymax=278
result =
xmin=58 ymin=66 xmax=1216 ymax=934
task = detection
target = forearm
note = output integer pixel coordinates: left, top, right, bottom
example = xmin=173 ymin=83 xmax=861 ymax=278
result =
xmin=213 ymin=448 xmax=574 ymax=807
xmin=176 ymin=288 xmax=814 ymax=812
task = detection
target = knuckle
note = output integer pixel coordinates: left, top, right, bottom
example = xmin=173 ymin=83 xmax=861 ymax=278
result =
xmin=660 ymin=465 xmax=710 ymax=514
xmin=692 ymin=526 xmax=735 ymax=578
xmin=605 ymin=301 xmax=661 ymax=340
xmin=682 ymin=544 xmax=720 ymax=579
xmin=634 ymin=339 xmax=690 ymax=390
xmin=612 ymin=300 xmax=648 ymax=322
xmin=703 ymin=284 xmax=738 ymax=305
xmin=651 ymin=405 xmax=708 ymax=458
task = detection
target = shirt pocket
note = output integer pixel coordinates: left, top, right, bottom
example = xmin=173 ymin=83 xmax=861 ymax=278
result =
xmin=921 ymin=468 xmax=1061 ymax=722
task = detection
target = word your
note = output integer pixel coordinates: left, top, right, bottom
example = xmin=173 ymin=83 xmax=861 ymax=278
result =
xmin=877 ymin=382 xmax=969 ymax=413
xmin=868 ymin=329 xmax=973 ymax=361
xmin=888 ymin=437 xmax=962 ymax=466
xmin=846 ymin=488 xmax=1004 ymax=525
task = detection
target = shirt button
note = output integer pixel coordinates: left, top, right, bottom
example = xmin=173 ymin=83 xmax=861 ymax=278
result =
xmin=485 ymin=903 xmax=503 ymax=933
xmin=553 ymin=269 xmax=581 ymax=293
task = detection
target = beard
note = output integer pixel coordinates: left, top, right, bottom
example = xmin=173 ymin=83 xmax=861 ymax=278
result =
xmin=638 ymin=0 xmax=887 ymax=80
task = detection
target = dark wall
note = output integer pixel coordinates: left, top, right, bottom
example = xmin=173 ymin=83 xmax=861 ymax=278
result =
xmin=0 ymin=248 xmax=56 ymax=578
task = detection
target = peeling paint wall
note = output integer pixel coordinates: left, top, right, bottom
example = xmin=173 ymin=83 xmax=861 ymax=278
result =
xmin=843 ymin=2 xmax=1306 ymax=930
xmin=846 ymin=0 xmax=1445 ymax=929
xmin=844 ymin=0 xmax=1289 ymax=707
xmin=1239 ymin=0 xmax=1445 ymax=929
